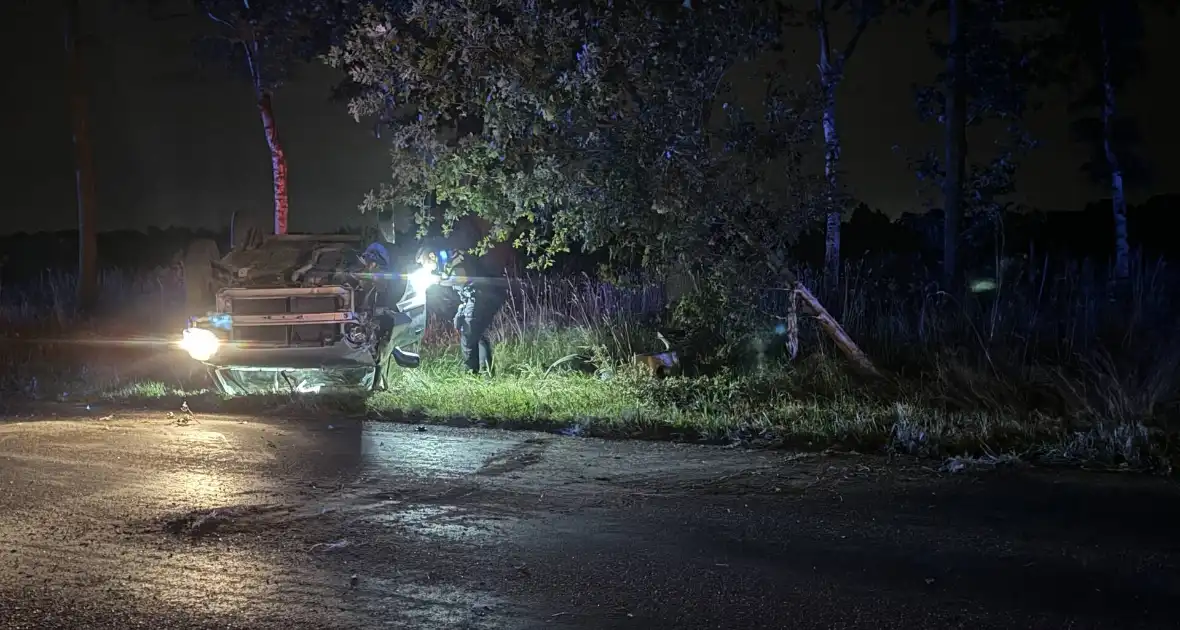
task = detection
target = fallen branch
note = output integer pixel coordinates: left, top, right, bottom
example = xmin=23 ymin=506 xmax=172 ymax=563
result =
xmin=793 ymin=282 xmax=881 ymax=378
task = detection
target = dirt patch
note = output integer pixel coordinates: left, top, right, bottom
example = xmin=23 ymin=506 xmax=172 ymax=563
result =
xmin=476 ymin=437 xmax=552 ymax=476
xmin=160 ymin=504 xmax=297 ymax=540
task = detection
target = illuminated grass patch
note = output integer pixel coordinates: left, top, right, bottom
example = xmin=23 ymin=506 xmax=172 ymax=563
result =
xmin=2 ymin=261 xmax=1178 ymax=472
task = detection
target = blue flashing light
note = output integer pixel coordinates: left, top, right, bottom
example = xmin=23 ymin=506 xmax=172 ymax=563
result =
xmin=209 ymin=313 xmax=233 ymax=330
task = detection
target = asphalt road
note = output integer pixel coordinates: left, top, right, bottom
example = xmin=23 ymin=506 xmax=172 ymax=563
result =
xmin=1 ymin=406 xmax=1178 ymax=629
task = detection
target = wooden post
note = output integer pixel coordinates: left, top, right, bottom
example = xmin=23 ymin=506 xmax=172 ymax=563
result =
xmin=794 ymin=282 xmax=880 ymax=378
xmin=785 ymin=285 xmax=799 ymax=361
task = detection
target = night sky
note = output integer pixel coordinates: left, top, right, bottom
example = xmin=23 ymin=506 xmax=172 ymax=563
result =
xmin=1 ymin=0 xmax=1176 ymax=235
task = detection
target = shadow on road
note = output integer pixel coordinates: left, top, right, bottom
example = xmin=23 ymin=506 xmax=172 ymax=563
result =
xmin=570 ymin=469 xmax=1180 ymax=627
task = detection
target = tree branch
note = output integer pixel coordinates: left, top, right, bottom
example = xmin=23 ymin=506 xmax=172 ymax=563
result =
xmin=205 ymin=10 xmax=234 ymax=30
xmin=840 ymin=16 xmax=870 ymax=66
xmin=816 ymin=0 xmax=831 ymax=60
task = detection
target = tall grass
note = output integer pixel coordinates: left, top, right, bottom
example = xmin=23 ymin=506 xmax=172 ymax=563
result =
xmin=800 ymin=255 xmax=1180 ymax=430
xmin=472 ymin=255 xmax=1180 ymax=449
xmin=0 ymin=265 xmax=186 ymax=335
xmin=3 ymin=255 xmax=1177 ymax=468
xmin=491 ymin=276 xmax=666 ymax=364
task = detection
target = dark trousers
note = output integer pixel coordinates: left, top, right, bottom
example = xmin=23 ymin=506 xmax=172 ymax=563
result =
xmin=372 ymin=312 xmax=399 ymax=390
xmin=456 ymin=288 xmax=505 ymax=374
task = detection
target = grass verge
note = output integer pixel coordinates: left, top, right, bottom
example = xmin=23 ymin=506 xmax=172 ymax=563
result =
xmin=2 ymin=258 xmax=1178 ymax=474
xmin=3 ymin=336 xmax=1173 ymax=475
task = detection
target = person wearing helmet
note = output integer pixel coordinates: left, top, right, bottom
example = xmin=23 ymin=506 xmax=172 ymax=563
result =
xmin=362 ymin=227 xmax=420 ymax=392
xmin=417 ymin=241 xmax=508 ymax=376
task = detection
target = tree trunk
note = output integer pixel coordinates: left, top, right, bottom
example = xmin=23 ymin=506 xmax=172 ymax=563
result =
xmin=64 ymin=0 xmax=98 ymax=312
xmin=816 ymin=0 xmax=842 ymax=287
xmin=257 ymin=91 xmax=289 ymax=235
xmin=1100 ymin=10 xmax=1129 ymax=281
xmin=942 ymin=0 xmax=967 ymax=290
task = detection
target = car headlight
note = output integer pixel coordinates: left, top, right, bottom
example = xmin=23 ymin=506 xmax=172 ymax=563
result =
xmin=179 ymin=327 xmax=220 ymax=362
xmin=408 ymin=265 xmax=440 ymax=293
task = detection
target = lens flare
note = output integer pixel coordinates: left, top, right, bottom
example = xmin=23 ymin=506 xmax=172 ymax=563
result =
xmin=179 ymin=328 xmax=220 ymax=362
xmin=970 ymin=278 xmax=998 ymax=293
xmin=408 ymin=265 xmax=440 ymax=293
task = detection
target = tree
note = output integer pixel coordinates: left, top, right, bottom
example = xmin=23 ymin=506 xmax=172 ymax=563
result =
xmin=810 ymin=0 xmax=911 ymax=285
xmin=912 ymin=0 xmax=1051 ymax=287
xmin=64 ymin=0 xmax=98 ymax=311
xmin=327 ymin=0 xmax=824 ymax=288
xmin=188 ymin=0 xmax=355 ymax=235
xmin=1056 ymin=0 xmax=1150 ymax=282
xmin=939 ymin=0 xmax=965 ymax=289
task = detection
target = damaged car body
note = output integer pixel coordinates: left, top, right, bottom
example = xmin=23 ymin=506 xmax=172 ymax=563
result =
xmin=177 ymin=234 xmax=435 ymax=396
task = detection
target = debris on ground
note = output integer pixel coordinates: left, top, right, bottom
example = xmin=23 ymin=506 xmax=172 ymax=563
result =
xmin=941 ymin=454 xmax=1023 ymax=474
xmin=164 ymin=402 xmax=198 ymax=426
xmin=160 ymin=505 xmax=293 ymax=540
xmin=558 ymin=423 xmax=586 ymax=437
xmin=164 ymin=508 xmax=237 ymax=539
xmin=309 ymin=539 xmax=351 ymax=553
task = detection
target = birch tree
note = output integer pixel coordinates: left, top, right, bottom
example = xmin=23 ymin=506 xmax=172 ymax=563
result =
xmin=1057 ymin=0 xmax=1151 ymax=282
xmin=190 ymin=0 xmax=354 ymax=235
xmin=811 ymin=0 xmax=908 ymax=284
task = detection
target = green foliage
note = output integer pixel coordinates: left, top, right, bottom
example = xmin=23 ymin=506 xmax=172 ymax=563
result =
xmin=664 ymin=281 xmax=766 ymax=369
xmin=326 ymin=0 xmax=824 ymax=280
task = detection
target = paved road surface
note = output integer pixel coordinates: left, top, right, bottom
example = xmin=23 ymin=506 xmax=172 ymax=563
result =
xmin=1 ymin=406 xmax=1178 ymax=629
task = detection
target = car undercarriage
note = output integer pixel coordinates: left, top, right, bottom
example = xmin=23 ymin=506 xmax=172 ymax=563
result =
xmin=177 ymin=234 xmax=433 ymax=396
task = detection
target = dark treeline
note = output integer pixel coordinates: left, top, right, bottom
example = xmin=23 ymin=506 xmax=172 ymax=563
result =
xmin=0 ymin=194 xmax=1176 ymax=286
xmin=794 ymin=194 xmax=1180 ymax=270
xmin=0 ymin=225 xmax=357 ymax=284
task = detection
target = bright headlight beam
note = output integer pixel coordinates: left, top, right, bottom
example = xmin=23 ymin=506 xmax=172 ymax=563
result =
xmin=408 ymin=265 xmax=440 ymax=293
xmin=179 ymin=327 xmax=220 ymax=362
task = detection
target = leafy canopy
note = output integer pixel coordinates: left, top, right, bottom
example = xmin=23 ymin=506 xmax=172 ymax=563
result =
xmin=327 ymin=0 xmax=824 ymax=277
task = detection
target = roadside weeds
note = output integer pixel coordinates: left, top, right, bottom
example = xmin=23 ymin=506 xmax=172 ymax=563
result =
xmin=1 ymin=337 xmax=1176 ymax=476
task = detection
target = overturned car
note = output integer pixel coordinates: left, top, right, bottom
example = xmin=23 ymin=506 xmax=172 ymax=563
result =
xmin=177 ymin=234 xmax=436 ymax=396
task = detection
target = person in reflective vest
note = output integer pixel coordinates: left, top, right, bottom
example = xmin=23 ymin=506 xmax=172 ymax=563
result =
xmin=417 ymin=242 xmax=508 ymax=375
